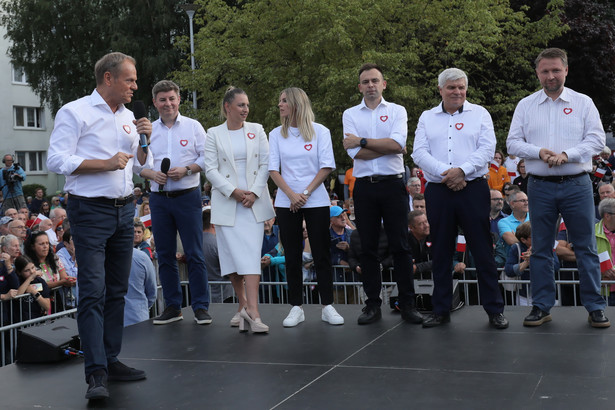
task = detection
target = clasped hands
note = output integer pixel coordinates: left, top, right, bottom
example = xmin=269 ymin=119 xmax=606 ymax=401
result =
xmin=441 ymin=167 xmax=466 ymax=192
xmin=231 ymin=189 xmax=256 ymax=208
xmin=539 ymin=148 xmax=568 ymax=168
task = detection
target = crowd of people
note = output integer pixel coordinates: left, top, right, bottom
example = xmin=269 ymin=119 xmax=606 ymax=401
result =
xmin=1 ymin=47 xmax=613 ymax=401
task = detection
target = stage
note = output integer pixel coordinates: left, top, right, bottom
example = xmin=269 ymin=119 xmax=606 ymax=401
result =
xmin=2 ymin=304 xmax=614 ymax=409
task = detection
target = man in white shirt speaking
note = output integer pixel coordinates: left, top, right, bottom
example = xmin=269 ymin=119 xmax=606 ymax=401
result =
xmin=343 ymin=63 xmax=423 ymax=326
xmin=412 ymin=67 xmax=508 ymax=329
xmin=507 ymin=48 xmax=609 ymax=328
xmin=47 ymin=52 xmax=151 ymax=400
xmin=140 ymin=80 xmax=211 ymax=326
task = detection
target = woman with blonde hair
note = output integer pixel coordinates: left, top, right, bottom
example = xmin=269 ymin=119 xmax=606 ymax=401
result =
xmin=205 ymin=86 xmax=275 ymax=333
xmin=269 ymin=87 xmax=343 ymax=327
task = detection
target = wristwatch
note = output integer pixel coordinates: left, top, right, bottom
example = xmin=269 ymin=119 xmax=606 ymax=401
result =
xmin=360 ymin=138 xmax=368 ymax=148
xmin=303 ymin=190 xmax=311 ymax=196
xmin=185 ymin=166 xmax=192 ymax=176
xmin=34 ymin=292 xmax=41 ymax=300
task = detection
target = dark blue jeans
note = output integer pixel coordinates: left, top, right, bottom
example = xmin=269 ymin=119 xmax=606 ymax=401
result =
xmin=68 ymin=197 xmax=134 ymax=380
xmin=150 ymin=188 xmax=209 ymax=311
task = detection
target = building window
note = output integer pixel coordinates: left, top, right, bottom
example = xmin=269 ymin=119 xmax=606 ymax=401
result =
xmin=12 ymin=65 xmax=28 ymax=84
xmin=15 ymin=151 xmax=46 ymax=174
xmin=13 ymin=106 xmax=44 ymax=129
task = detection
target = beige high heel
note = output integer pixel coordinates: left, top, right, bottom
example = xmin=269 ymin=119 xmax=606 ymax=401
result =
xmin=230 ymin=312 xmax=241 ymax=327
xmin=239 ymin=308 xmax=269 ymax=333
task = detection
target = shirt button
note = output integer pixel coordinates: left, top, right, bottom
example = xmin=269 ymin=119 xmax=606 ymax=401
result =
xmin=253 ymin=171 xmax=257 ymax=175
xmin=226 ymin=174 xmax=230 ymax=178
xmin=223 ymin=158 xmax=227 ymax=161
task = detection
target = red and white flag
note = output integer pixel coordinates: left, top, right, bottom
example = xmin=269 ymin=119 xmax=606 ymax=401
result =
xmin=33 ymin=213 xmax=49 ymax=226
xmin=559 ymin=218 xmax=566 ymax=232
xmin=489 ymin=160 xmax=499 ymax=171
xmin=140 ymin=214 xmax=152 ymax=228
xmin=508 ymin=171 xmax=517 ymax=178
xmin=599 ymin=251 xmax=613 ymax=272
xmin=595 ymin=167 xmax=607 ymax=179
xmin=456 ymin=235 xmax=466 ymax=252
xmin=553 ymin=240 xmax=559 ymax=252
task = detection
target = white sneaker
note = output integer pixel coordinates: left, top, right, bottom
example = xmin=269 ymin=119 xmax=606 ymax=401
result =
xmin=322 ymin=305 xmax=344 ymax=325
xmin=283 ymin=306 xmax=305 ymax=327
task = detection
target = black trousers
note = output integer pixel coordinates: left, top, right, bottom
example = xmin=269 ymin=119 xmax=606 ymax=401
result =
xmin=425 ymin=178 xmax=504 ymax=315
xmin=276 ymin=206 xmax=333 ymax=306
xmin=353 ymin=178 xmax=414 ymax=307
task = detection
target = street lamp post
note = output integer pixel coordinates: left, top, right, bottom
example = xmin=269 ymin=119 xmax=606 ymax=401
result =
xmin=180 ymin=4 xmax=198 ymax=110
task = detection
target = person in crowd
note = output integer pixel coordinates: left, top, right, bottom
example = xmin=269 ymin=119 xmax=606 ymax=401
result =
xmin=8 ymin=219 xmax=27 ymax=244
xmin=595 ymin=182 xmax=615 ymax=219
xmin=133 ymin=219 xmax=153 ymax=261
xmin=329 ymin=206 xmax=352 ymax=267
xmin=407 ymin=210 xmax=432 ymax=279
xmin=0 ymin=216 xmax=11 ymax=236
xmin=29 ymin=188 xmax=45 ymax=214
xmin=489 ymin=189 xmax=508 ymax=237
xmin=507 ymin=47 xmax=609 ymax=327
xmin=595 ymin=198 xmax=615 ymax=306
xmin=18 ymin=206 xmax=30 ymax=220
xmin=0 ymin=154 xmax=27 ymax=213
xmin=342 ymin=63 xmax=422 ymax=325
xmin=139 ymin=80 xmax=210 ymax=326
xmin=202 ymin=207 xmax=233 ymax=305
xmin=136 ymin=200 xmax=152 ymax=243
xmin=344 ymin=167 xmax=356 ymax=200
xmin=205 ymin=86 xmax=275 ymax=333
xmin=411 ymin=193 xmax=426 ymax=213
xmin=501 ymin=184 xmax=520 ymax=215
xmin=0 ymin=251 xmax=19 ymax=325
xmin=407 ymin=177 xmax=422 ymax=210
xmin=4 ymin=208 xmax=17 ymax=220
xmin=512 ymin=159 xmax=529 ymax=193
xmin=132 ymin=187 xmax=143 ymax=206
xmin=487 ymin=150 xmax=511 ymax=194
xmin=24 ymin=231 xmax=75 ymax=294
xmin=50 ymin=196 xmax=62 ymax=210
xmin=14 ymin=255 xmax=51 ymax=321
xmin=504 ymin=153 xmax=521 ymax=181
xmin=47 ymin=52 xmax=151 ymax=399
xmin=124 ymin=248 xmax=157 ymax=326
xmin=412 ymin=67 xmax=507 ymax=329
xmin=38 ymin=200 xmax=51 ymax=218
xmin=1 ymin=234 xmax=21 ymax=266
xmin=268 ymin=87 xmax=343 ymax=327
xmin=498 ymin=191 xmax=530 ymax=246
xmin=50 ymin=208 xmax=67 ymax=229
xmin=56 ymin=229 xmax=78 ymax=306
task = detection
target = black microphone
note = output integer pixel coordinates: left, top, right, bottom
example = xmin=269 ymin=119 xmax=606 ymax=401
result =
xmin=159 ymin=157 xmax=170 ymax=192
xmin=133 ymin=100 xmax=148 ymax=154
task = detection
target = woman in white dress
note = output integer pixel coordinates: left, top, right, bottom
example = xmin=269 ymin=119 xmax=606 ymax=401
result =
xmin=269 ymin=87 xmax=344 ymax=327
xmin=205 ymin=87 xmax=275 ymax=333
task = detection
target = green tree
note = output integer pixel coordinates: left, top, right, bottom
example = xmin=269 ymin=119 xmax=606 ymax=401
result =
xmin=175 ymin=0 xmax=565 ymax=167
xmin=1 ymin=0 xmax=188 ymax=115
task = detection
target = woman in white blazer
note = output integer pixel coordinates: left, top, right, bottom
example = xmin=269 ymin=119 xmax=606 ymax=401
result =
xmin=205 ymin=86 xmax=275 ymax=333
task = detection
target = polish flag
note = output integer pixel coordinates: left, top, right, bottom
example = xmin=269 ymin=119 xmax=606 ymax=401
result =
xmin=508 ymin=171 xmax=517 ymax=178
xmin=140 ymin=214 xmax=152 ymax=228
xmin=456 ymin=235 xmax=466 ymax=252
xmin=595 ymin=167 xmax=606 ymax=179
xmin=33 ymin=213 xmax=49 ymax=226
xmin=553 ymin=240 xmax=559 ymax=252
xmin=599 ymin=251 xmax=613 ymax=272
xmin=489 ymin=160 xmax=499 ymax=171
xmin=559 ymin=218 xmax=566 ymax=232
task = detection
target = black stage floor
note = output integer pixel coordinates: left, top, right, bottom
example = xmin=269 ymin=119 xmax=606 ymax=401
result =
xmin=2 ymin=304 xmax=614 ymax=409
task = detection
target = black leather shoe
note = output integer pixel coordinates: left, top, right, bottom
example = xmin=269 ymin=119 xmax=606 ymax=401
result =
xmin=588 ymin=310 xmax=610 ymax=328
xmin=400 ymin=305 xmax=423 ymax=324
xmin=523 ymin=306 xmax=551 ymax=326
xmin=422 ymin=313 xmax=450 ymax=328
xmin=85 ymin=369 xmax=109 ymax=400
xmin=357 ymin=305 xmax=382 ymax=325
xmin=107 ymin=361 xmax=147 ymax=381
xmin=488 ymin=313 xmax=509 ymax=329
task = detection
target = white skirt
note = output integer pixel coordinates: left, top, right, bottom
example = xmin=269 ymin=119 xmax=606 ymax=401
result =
xmin=216 ymin=202 xmax=264 ymax=276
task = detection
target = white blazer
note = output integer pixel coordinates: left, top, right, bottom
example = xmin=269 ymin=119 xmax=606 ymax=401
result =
xmin=205 ymin=121 xmax=275 ymax=226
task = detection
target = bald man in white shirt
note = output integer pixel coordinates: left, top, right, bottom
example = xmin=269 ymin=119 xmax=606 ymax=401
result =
xmin=47 ymin=52 xmax=151 ymax=400
xmin=507 ymin=47 xmax=609 ymax=328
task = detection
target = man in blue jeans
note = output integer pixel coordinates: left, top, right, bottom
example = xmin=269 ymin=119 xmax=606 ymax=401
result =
xmin=140 ymin=80 xmax=211 ymax=325
xmin=47 ymin=52 xmax=151 ymax=400
xmin=507 ymin=47 xmax=609 ymax=328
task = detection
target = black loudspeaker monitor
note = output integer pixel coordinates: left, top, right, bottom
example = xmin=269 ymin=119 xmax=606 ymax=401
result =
xmin=16 ymin=318 xmax=80 ymax=363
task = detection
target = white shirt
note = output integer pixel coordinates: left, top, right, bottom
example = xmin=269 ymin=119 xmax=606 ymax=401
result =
xmin=507 ymin=87 xmax=605 ymax=176
xmin=269 ymin=123 xmax=335 ymax=208
xmin=343 ymin=98 xmax=407 ymax=178
xmin=47 ymin=90 xmax=144 ymax=198
xmin=412 ymin=101 xmax=495 ymax=183
xmin=145 ymin=113 xmax=206 ymax=191
xmin=503 ymin=156 xmax=520 ymax=179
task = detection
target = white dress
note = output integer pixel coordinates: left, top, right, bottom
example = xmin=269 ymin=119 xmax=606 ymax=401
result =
xmin=216 ymin=128 xmax=264 ymax=275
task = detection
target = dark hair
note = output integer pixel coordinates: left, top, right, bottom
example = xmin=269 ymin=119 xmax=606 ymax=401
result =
xmin=202 ymin=208 xmax=212 ymax=230
xmin=152 ymin=80 xmax=180 ymax=99
xmin=24 ymin=231 xmax=59 ymax=274
xmin=62 ymin=229 xmax=71 ymax=244
xmin=94 ymin=52 xmax=136 ymax=85
xmin=515 ymin=221 xmax=531 ymax=242
xmin=408 ymin=210 xmax=426 ymax=227
xmin=535 ymin=48 xmax=568 ymax=68
xmin=14 ymin=255 xmax=34 ymax=275
xmin=412 ymin=193 xmax=425 ymax=201
xmin=359 ymin=63 xmax=383 ymax=78
xmin=220 ymin=86 xmax=247 ymax=120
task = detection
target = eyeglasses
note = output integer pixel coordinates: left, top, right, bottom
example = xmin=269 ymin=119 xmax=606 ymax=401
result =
xmin=513 ymin=199 xmax=529 ymax=203
xmin=10 ymin=225 xmax=26 ymax=230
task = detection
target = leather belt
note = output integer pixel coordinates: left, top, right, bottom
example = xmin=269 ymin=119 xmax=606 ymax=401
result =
xmin=530 ymin=172 xmax=586 ymax=183
xmin=357 ymin=174 xmax=403 ymax=183
xmin=153 ymin=186 xmax=197 ymax=198
xmin=69 ymin=194 xmax=134 ymax=207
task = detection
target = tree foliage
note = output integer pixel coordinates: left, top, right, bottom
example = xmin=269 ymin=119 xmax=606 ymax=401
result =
xmin=174 ymin=0 xmax=565 ymax=167
xmin=1 ymin=0 xmax=188 ymax=115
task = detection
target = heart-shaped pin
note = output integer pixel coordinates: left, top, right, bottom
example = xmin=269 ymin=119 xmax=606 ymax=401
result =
xmin=247 ymin=133 xmax=255 ymax=139
xmin=455 ymin=123 xmax=464 ymax=130
xmin=563 ymin=108 xmax=573 ymax=115
xmin=304 ymin=144 xmax=312 ymax=151
xmin=180 ymin=139 xmax=188 ymax=147
xmin=380 ymin=116 xmax=388 ymax=122
xmin=123 ymin=125 xmax=131 ymax=134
